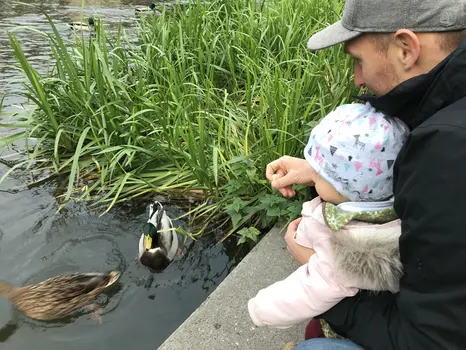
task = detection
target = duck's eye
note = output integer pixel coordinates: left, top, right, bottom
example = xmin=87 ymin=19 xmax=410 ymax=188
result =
xmin=149 ymin=225 xmax=158 ymax=237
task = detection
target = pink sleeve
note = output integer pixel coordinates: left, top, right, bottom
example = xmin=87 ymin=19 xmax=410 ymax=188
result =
xmin=248 ymin=246 xmax=359 ymax=328
xmin=294 ymin=214 xmax=317 ymax=249
xmin=294 ymin=197 xmax=325 ymax=249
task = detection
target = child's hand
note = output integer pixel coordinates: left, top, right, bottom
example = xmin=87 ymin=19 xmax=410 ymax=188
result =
xmin=284 ymin=217 xmax=315 ymax=265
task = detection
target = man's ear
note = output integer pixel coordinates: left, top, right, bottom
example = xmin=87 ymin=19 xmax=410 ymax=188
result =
xmin=392 ymin=29 xmax=421 ymax=71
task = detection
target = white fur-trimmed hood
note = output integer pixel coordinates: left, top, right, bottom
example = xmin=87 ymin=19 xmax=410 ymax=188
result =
xmin=330 ymin=221 xmax=402 ymax=293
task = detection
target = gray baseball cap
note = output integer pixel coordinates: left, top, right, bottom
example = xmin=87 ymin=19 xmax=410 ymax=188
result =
xmin=307 ymin=0 xmax=466 ymax=51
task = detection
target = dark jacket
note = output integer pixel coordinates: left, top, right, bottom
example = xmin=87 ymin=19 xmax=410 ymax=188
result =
xmin=318 ymin=38 xmax=466 ymax=349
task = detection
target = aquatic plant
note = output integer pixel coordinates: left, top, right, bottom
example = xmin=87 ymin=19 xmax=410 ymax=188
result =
xmin=0 ymin=0 xmax=357 ymax=240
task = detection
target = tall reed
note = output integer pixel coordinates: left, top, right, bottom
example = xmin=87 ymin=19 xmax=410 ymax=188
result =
xmin=1 ymin=0 xmax=357 ymax=239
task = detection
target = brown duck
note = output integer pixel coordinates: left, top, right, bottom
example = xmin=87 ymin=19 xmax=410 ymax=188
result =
xmin=0 ymin=271 xmax=120 ymax=323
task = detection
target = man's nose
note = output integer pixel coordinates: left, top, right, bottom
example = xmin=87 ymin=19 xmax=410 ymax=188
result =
xmin=353 ymin=62 xmax=365 ymax=88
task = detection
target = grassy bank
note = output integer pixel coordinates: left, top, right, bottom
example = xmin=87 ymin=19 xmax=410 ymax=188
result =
xmin=0 ymin=0 xmax=356 ymax=240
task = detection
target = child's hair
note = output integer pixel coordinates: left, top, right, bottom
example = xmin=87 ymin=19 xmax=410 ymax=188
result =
xmin=304 ymin=102 xmax=409 ymax=202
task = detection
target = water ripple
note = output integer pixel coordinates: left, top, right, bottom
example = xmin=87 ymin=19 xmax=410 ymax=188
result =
xmin=0 ymin=1 xmax=250 ymax=348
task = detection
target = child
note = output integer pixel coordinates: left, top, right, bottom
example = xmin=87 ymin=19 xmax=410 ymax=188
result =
xmin=248 ymin=102 xmax=409 ymax=329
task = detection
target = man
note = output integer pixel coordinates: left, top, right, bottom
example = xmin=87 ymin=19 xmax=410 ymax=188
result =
xmin=266 ymin=0 xmax=466 ymax=349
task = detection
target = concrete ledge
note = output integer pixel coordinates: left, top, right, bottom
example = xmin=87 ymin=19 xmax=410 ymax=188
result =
xmin=159 ymin=227 xmax=307 ymax=350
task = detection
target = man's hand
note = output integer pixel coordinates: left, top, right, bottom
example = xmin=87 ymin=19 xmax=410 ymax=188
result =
xmin=266 ymin=156 xmax=315 ymax=198
xmin=284 ymin=217 xmax=315 ymax=265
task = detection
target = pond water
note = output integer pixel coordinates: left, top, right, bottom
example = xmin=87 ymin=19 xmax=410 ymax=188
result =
xmin=0 ymin=1 xmax=249 ymax=349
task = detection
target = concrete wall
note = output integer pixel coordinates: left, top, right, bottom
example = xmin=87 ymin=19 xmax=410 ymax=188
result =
xmin=159 ymin=227 xmax=307 ymax=350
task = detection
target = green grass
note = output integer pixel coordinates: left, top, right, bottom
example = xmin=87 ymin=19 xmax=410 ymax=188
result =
xmin=0 ymin=0 xmax=357 ymax=240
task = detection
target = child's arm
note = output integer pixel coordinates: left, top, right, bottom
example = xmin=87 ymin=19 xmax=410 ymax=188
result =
xmin=283 ymin=217 xmax=316 ymax=265
xmin=248 ymin=248 xmax=359 ymax=329
xmin=286 ymin=239 xmax=315 ymax=265
xmin=247 ymin=199 xmax=358 ymax=329
xmin=248 ymin=214 xmax=358 ymax=329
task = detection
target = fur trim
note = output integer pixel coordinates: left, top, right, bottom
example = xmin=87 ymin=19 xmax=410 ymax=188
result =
xmin=330 ymin=223 xmax=402 ymax=292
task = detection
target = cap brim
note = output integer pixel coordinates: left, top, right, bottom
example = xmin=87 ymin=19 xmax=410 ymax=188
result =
xmin=307 ymin=20 xmax=362 ymax=51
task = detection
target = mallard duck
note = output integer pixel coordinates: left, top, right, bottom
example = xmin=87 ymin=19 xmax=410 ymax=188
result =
xmin=135 ymin=2 xmax=157 ymax=14
xmin=138 ymin=201 xmax=180 ymax=272
xmin=69 ymin=17 xmax=96 ymax=32
xmin=0 ymin=271 xmax=120 ymax=323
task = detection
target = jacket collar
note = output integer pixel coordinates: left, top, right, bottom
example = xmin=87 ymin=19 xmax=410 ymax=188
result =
xmin=355 ymin=38 xmax=466 ymax=130
xmin=322 ymin=201 xmax=398 ymax=231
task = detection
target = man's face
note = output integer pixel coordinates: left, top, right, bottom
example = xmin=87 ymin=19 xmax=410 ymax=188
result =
xmin=344 ymin=34 xmax=401 ymax=96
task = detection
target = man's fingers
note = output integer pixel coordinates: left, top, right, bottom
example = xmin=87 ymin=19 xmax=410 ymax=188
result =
xmin=277 ymin=185 xmax=295 ymax=198
xmin=282 ymin=188 xmax=293 ymax=198
xmin=265 ymin=159 xmax=282 ymax=181
xmin=271 ymin=174 xmax=294 ymax=190
xmin=285 ymin=187 xmax=296 ymax=198
xmin=266 ymin=156 xmax=290 ymax=180
xmin=278 ymin=188 xmax=287 ymax=197
xmin=271 ymin=169 xmax=285 ymax=182
xmin=266 ymin=156 xmax=299 ymax=197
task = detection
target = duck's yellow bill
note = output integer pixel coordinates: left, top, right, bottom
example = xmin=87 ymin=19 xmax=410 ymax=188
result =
xmin=144 ymin=234 xmax=152 ymax=250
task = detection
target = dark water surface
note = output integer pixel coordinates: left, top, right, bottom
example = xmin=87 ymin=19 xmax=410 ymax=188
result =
xmin=0 ymin=1 xmax=248 ymax=349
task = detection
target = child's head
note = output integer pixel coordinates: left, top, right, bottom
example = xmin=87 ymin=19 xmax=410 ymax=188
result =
xmin=304 ymin=102 xmax=409 ymax=203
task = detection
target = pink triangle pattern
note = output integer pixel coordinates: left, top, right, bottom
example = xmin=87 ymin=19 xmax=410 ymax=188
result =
xmin=354 ymin=161 xmax=363 ymax=171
